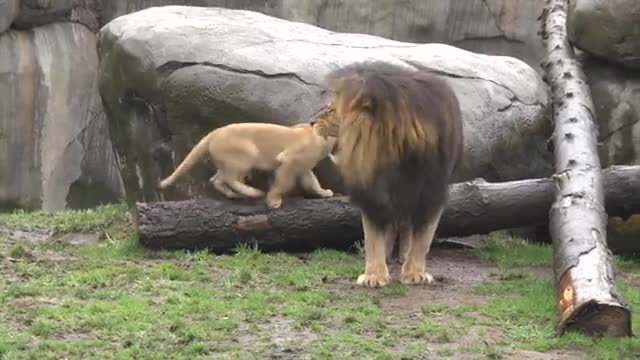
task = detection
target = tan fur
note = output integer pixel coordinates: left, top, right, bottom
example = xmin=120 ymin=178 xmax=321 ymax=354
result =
xmin=324 ymin=62 xmax=464 ymax=288
xmin=158 ymin=116 xmax=338 ymax=209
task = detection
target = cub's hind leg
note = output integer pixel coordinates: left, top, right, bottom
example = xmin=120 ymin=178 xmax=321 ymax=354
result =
xmin=215 ymin=144 xmax=264 ymax=199
xmin=221 ymin=166 xmax=264 ymax=199
xmin=400 ymin=207 xmax=444 ymax=285
xmin=357 ymin=214 xmax=392 ymax=288
xmin=209 ymin=171 xmax=241 ymax=199
xmin=300 ymin=170 xmax=333 ymax=198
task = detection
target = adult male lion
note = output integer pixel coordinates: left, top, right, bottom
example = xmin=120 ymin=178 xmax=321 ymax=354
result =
xmin=320 ymin=61 xmax=464 ymax=288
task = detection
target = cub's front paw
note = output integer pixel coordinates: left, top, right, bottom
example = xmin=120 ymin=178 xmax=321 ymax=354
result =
xmin=266 ymin=195 xmax=282 ymax=209
xmin=318 ymin=189 xmax=334 ymax=198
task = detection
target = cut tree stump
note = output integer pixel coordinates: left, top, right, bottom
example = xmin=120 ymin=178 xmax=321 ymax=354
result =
xmin=135 ymin=165 xmax=640 ymax=252
xmin=540 ymin=0 xmax=631 ymax=337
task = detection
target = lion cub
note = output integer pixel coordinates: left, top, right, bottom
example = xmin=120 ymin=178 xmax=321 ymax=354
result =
xmin=158 ymin=115 xmax=337 ymax=209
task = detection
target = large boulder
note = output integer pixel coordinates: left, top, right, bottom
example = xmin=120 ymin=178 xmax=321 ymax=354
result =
xmin=0 ymin=0 xmax=19 ymax=33
xmin=97 ymin=6 xmax=551 ymax=205
xmin=567 ymin=0 xmax=640 ymax=70
xmin=0 ymin=23 xmax=124 ymax=212
xmin=581 ymin=54 xmax=640 ymax=166
xmin=98 ymin=0 xmax=545 ymax=70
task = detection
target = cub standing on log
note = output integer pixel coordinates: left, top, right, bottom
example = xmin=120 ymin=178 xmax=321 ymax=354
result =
xmin=319 ymin=61 xmax=464 ymax=288
xmin=158 ymin=112 xmax=338 ymax=209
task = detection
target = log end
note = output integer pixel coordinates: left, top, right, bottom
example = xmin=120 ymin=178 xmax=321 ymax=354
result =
xmin=559 ymin=301 xmax=632 ymax=337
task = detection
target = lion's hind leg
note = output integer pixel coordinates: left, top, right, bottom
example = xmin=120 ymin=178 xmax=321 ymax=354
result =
xmin=385 ymin=224 xmax=410 ymax=265
xmin=400 ymin=207 xmax=444 ymax=285
xmin=357 ymin=214 xmax=392 ymax=288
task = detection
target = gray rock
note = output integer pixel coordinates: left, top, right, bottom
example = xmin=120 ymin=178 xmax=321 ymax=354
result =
xmin=58 ymin=232 xmax=101 ymax=246
xmin=0 ymin=23 xmax=125 ymax=212
xmin=581 ymin=54 xmax=640 ymax=166
xmin=98 ymin=0 xmax=545 ymax=70
xmin=568 ymin=0 xmax=640 ymax=70
xmin=12 ymin=0 xmax=100 ymax=32
xmin=0 ymin=0 xmax=19 ymax=33
xmin=0 ymin=225 xmax=55 ymax=246
xmin=97 ymin=6 xmax=551 ymax=204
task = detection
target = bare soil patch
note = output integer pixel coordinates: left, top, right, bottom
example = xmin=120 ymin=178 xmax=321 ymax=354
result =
xmin=381 ymin=248 xmax=497 ymax=310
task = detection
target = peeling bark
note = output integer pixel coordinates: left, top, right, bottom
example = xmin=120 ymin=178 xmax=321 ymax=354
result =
xmin=540 ymin=0 xmax=631 ymax=337
xmin=135 ymin=166 xmax=640 ymax=254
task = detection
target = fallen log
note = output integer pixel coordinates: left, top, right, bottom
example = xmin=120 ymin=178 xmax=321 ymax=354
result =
xmin=540 ymin=0 xmax=631 ymax=337
xmin=135 ymin=165 xmax=640 ymax=253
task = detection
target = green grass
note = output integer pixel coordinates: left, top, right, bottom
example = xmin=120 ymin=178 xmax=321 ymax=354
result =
xmin=0 ymin=204 xmax=129 ymax=234
xmin=469 ymin=233 xmax=640 ymax=359
xmin=0 ymin=206 xmax=639 ymax=359
xmin=478 ymin=232 xmax=553 ymax=267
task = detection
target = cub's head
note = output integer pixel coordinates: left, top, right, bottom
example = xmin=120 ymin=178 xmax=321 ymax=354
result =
xmin=309 ymin=106 xmax=341 ymax=138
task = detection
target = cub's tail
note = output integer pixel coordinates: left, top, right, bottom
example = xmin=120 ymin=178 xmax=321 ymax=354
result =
xmin=158 ymin=133 xmax=212 ymax=189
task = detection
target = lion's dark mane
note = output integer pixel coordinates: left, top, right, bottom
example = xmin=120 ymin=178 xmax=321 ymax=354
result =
xmin=327 ymin=61 xmax=464 ymax=232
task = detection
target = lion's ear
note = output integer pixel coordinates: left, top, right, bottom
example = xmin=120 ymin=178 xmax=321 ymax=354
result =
xmin=346 ymin=78 xmax=373 ymax=112
xmin=348 ymin=91 xmax=372 ymax=112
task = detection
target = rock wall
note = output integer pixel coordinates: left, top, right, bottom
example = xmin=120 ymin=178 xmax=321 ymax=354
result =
xmin=583 ymin=54 xmax=640 ymax=167
xmin=0 ymin=0 xmax=19 ymax=33
xmin=12 ymin=0 xmax=100 ymax=32
xmin=0 ymin=22 xmax=124 ymax=212
xmin=566 ymin=0 xmax=640 ymax=167
xmin=568 ymin=0 xmax=640 ymax=71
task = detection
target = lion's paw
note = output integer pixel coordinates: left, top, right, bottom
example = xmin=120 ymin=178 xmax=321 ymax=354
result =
xmin=356 ymin=273 xmax=390 ymax=288
xmin=400 ymin=271 xmax=434 ymax=285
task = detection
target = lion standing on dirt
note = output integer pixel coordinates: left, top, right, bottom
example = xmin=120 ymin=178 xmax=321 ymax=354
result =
xmin=319 ymin=61 xmax=464 ymax=288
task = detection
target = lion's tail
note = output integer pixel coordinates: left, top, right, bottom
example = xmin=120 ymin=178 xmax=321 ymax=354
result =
xmin=158 ymin=133 xmax=213 ymax=189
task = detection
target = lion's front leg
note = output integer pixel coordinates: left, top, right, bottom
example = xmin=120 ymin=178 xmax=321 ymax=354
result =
xmin=357 ymin=215 xmax=392 ymax=288
xmin=400 ymin=207 xmax=444 ymax=285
